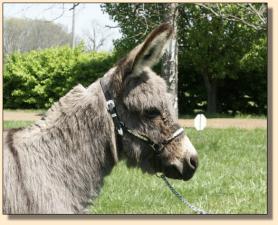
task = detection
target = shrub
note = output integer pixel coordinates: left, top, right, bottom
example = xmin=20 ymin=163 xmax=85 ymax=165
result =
xmin=4 ymin=45 xmax=116 ymax=109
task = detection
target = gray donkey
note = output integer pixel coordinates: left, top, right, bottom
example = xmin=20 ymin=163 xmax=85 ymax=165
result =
xmin=3 ymin=23 xmax=198 ymax=214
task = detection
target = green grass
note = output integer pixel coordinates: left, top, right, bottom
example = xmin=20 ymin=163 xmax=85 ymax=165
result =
xmin=180 ymin=114 xmax=267 ymax=119
xmin=4 ymin=109 xmax=46 ymax=113
xmin=4 ymin=120 xmax=34 ymax=129
xmin=3 ymin=121 xmax=267 ymax=214
xmin=90 ymin=128 xmax=267 ymax=214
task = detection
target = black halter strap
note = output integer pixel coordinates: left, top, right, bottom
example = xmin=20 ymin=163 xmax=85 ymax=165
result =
xmin=100 ymin=78 xmax=124 ymax=136
xmin=99 ymin=78 xmax=184 ymax=154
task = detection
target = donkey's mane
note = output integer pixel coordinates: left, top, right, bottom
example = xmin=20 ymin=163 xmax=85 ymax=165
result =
xmin=34 ymin=84 xmax=96 ymax=131
xmin=5 ymin=81 xmax=116 ymax=213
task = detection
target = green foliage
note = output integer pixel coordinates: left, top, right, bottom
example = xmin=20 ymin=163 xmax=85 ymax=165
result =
xmin=4 ymin=45 xmax=116 ymax=109
xmin=180 ymin=4 xmax=251 ymax=80
xmin=178 ymin=4 xmax=267 ymax=115
xmin=102 ymin=3 xmax=267 ymax=115
xmin=240 ymin=37 xmax=267 ymax=73
xmin=217 ymin=36 xmax=267 ymax=115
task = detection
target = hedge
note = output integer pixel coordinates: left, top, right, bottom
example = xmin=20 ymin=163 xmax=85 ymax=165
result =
xmin=4 ymin=45 xmax=116 ymax=109
xmin=3 ymin=45 xmax=266 ymax=115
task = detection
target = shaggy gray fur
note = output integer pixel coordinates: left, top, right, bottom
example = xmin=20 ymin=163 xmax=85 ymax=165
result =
xmin=3 ymin=23 xmax=198 ymax=214
xmin=4 ymin=82 xmax=116 ymax=214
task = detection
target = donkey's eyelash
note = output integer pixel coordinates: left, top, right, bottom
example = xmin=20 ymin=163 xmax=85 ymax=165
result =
xmin=144 ymin=108 xmax=161 ymax=118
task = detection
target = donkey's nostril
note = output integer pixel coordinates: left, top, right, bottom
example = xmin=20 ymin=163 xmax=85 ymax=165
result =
xmin=189 ymin=155 xmax=198 ymax=170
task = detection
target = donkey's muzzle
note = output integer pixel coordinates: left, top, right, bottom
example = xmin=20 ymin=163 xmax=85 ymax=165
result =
xmin=164 ymin=156 xmax=198 ymax=181
xmin=183 ymin=155 xmax=198 ymax=180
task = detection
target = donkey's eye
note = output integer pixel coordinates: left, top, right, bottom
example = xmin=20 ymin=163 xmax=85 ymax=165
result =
xmin=144 ymin=108 xmax=161 ymax=118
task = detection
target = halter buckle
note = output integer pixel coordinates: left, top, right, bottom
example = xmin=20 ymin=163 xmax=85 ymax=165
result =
xmin=106 ymin=100 xmax=115 ymax=113
xmin=117 ymin=127 xmax=123 ymax=136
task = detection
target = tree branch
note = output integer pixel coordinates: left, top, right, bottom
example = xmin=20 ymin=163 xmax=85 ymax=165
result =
xmin=247 ymin=3 xmax=267 ymax=25
xmin=48 ymin=4 xmax=65 ymax=21
xmin=69 ymin=3 xmax=80 ymax=11
xmin=105 ymin=24 xmax=120 ymax=29
xmin=196 ymin=3 xmax=266 ymax=31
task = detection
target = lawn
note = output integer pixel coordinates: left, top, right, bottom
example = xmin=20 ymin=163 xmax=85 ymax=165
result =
xmin=3 ymin=121 xmax=267 ymax=214
xmin=3 ymin=120 xmax=34 ymax=129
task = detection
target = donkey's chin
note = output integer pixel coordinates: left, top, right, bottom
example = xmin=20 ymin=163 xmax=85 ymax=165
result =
xmin=164 ymin=165 xmax=195 ymax=181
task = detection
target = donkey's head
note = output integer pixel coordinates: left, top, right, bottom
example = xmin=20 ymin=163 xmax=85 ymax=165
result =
xmin=108 ymin=24 xmax=198 ymax=181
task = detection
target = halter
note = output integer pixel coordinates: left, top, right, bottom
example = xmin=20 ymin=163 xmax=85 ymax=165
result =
xmin=100 ymin=78 xmax=184 ymax=154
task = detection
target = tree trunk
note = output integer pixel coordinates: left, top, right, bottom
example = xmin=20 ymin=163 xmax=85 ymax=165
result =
xmin=207 ymin=79 xmax=217 ymax=114
xmin=70 ymin=3 xmax=80 ymax=48
xmin=71 ymin=5 xmax=76 ymax=48
xmin=161 ymin=3 xmax=179 ymax=119
xmin=201 ymin=71 xmax=218 ymax=114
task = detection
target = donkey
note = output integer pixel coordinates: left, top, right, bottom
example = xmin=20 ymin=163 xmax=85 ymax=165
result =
xmin=3 ymin=23 xmax=198 ymax=214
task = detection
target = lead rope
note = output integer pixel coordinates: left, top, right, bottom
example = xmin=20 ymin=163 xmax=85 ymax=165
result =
xmin=158 ymin=174 xmax=209 ymax=214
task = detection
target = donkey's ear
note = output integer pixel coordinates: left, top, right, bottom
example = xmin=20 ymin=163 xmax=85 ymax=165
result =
xmin=131 ymin=23 xmax=173 ymax=75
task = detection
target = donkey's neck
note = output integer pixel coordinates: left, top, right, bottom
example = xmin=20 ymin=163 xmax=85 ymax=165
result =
xmin=15 ymin=82 xmax=116 ymax=213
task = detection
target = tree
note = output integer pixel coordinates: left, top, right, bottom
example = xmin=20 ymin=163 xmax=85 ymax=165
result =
xmin=178 ymin=3 xmax=266 ymax=114
xmin=4 ymin=18 xmax=71 ymax=55
xmin=196 ymin=3 xmax=267 ymax=31
xmin=102 ymin=3 xmax=267 ymax=115
xmin=82 ymin=20 xmax=111 ymax=51
xmin=161 ymin=3 xmax=179 ymax=118
xmin=69 ymin=3 xmax=80 ymax=48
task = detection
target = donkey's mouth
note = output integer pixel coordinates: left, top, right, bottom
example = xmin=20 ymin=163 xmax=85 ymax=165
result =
xmin=164 ymin=165 xmax=195 ymax=181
